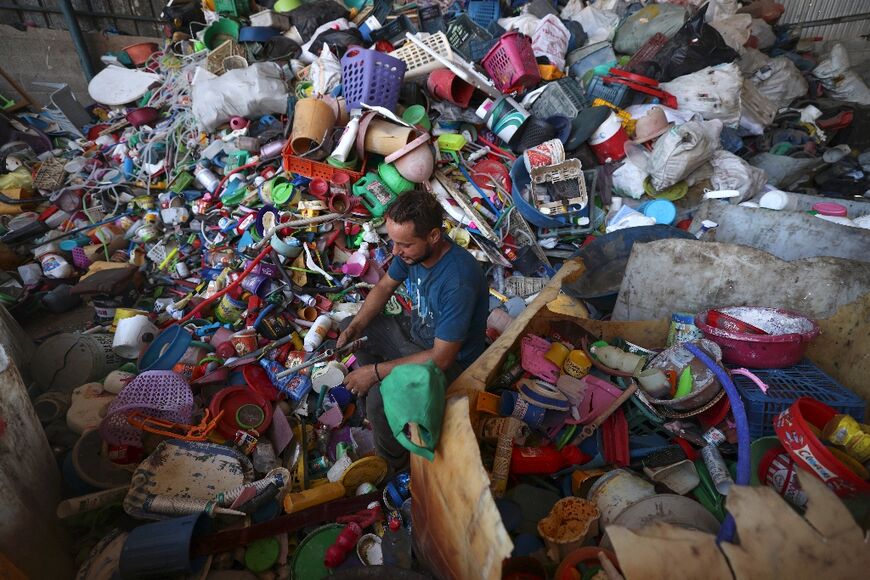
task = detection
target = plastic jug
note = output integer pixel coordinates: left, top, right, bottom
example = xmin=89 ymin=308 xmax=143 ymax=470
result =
xmin=354 ymin=173 xmax=397 ymax=218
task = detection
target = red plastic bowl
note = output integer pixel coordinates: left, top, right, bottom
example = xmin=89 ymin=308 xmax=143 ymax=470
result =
xmin=695 ymin=307 xmax=820 ymax=368
xmin=774 ymin=397 xmax=870 ymax=497
xmin=209 ymin=386 xmax=273 ymax=438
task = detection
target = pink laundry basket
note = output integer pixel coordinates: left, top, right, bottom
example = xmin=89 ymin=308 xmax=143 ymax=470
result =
xmin=482 ymin=31 xmax=541 ymax=94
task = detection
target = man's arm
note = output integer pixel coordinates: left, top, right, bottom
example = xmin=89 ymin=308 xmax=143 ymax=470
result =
xmin=336 ymin=272 xmax=402 ymax=348
xmin=344 ymin=338 xmax=461 ymax=395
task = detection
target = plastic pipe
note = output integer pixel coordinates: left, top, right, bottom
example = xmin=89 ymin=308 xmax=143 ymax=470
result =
xmin=684 ymin=343 xmax=750 ymax=545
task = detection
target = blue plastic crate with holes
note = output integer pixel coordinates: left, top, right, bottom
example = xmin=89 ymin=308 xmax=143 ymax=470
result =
xmin=585 ymin=76 xmax=630 ymax=108
xmin=467 ymin=1 xmax=501 ymax=29
xmin=731 ymin=359 xmax=865 ymax=438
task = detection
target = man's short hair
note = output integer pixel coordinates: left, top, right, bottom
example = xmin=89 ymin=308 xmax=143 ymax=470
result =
xmin=385 ymin=190 xmax=445 ymax=239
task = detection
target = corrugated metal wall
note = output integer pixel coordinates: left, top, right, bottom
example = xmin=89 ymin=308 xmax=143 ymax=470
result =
xmin=780 ymin=0 xmax=870 ymax=41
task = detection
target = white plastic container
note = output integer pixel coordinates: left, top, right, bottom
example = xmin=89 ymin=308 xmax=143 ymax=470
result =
xmin=758 ymin=189 xmax=799 ymax=211
xmin=250 ymin=9 xmax=290 ymax=30
xmin=304 ymin=314 xmax=333 ymax=351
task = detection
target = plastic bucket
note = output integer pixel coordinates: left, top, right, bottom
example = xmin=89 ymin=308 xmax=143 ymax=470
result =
xmin=588 ymin=112 xmax=628 ymax=164
xmin=587 ymin=468 xmax=655 ymax=527
xmin=119 ymin=513 xmax=210 ymax=579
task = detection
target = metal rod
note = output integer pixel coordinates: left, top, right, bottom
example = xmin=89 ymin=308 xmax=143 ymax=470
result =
xmin=784 ymin=11 xmax=870 ymax=29
xmin=0 ymin=3 xmax=161 ymax=24
xmin=57 ymin=0 xmax=95 ymax=81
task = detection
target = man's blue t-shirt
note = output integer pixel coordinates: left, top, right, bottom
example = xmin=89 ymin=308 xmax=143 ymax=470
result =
xmin=387 ymin=240 xmax=488 ymax=368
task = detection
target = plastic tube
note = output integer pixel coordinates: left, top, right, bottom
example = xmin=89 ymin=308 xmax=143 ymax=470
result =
xmin=684 ymin=343 xmax=750 ymax=545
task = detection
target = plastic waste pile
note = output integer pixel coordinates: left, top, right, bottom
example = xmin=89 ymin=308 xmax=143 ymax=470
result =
xmin=0 ymin=0 xmax=868 ymax=577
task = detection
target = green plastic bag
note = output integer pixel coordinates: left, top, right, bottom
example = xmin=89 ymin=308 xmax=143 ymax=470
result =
xmin=380 ymin=361 xmax=446 ymax=462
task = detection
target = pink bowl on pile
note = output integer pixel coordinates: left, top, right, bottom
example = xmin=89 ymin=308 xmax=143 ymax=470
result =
xmin=695 ymin=307 xmax=820 ymax=369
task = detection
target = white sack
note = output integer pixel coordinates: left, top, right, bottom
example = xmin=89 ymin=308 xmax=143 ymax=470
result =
xmin=562 ymin=4 xmax=620 ymax=43
xmin=533 ymin=14 xmax=571 ymax=70
xmin=647 ymin=119 xmax=723 ymax=191
xmin=310 ymin=43 xmax=342 ymax=95
xmin=661 ymin=63 xmax=743 ymax=127
xmin=612 ymin=161 xmax=648 ymax=199
xmin=750 ymin=18 xmax=776 ymax=50
xmin=704 ymin=0 xmax=739 ymax=22
xmin=710 ymin=14 xmax=752 ymax=53
xmin=192 ymin=63 xmax=289 ymax=132
xmin=710 ymin=150 xmax=767 ymax=203
xmin=812 ymin=43 xmax=870 ymax=105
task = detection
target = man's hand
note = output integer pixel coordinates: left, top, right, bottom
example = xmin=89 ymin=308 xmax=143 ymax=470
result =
xmin=344 ymin=364 xmax=379 ymax=397
xmin=336 ymin=323 xmax=362 ymax=350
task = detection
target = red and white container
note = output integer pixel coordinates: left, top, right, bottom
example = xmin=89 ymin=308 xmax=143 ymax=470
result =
xmin=588 ymin=112 xmax=628 ymax=164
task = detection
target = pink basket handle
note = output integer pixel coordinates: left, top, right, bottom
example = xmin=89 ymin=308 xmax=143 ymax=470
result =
xmin=730 ymin=368 xmax=769 ymax=394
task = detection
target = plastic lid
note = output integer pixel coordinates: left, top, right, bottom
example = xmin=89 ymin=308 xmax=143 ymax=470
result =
xmin=811 ymin=202 xmax=847 ymax=217
xmin=245 ymin=537 xmax=280 ymax=572
xmin=641 ymin=199 xmax=676 ymax=225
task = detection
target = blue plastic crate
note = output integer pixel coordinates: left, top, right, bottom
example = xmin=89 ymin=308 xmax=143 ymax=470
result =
xmin=585 ymin=76 xmax=630 ymax=108
xmin=731 ymin=359 xmax=866 ymax=438
xmin=467 ymin=1 xmax=501 ymax=29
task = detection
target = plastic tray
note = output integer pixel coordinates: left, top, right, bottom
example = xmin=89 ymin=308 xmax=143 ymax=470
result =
xmin=731 ymin=359 xmax=865 ymax=438
xmin=282 ymin=141 xmax=366 ymax=183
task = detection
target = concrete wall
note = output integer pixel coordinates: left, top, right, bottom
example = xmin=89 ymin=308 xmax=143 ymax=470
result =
xmin=0 ymin=24 xmax=160 ymax=108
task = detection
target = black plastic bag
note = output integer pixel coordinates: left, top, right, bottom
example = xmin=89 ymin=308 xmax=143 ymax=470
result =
xmin=288 ymin=0 xmax=349 ymax=42
xmin=307 ymin=29 xmax=365 ymax=59
xmin=644 ymin=4 xmax=738 ymax=82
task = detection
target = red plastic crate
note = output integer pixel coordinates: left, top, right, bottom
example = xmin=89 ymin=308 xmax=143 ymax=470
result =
xmin=281 ymin=140 xmax=366 ymax=183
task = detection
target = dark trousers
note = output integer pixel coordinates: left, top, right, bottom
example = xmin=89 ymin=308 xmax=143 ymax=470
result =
xmin=342 ymin=313 xmax=462 ymax=475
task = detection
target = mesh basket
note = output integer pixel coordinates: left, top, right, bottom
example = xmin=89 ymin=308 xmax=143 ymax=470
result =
xmin=510 ymin=117 xmax=556 ymax=152
xmin=467 ymin=1 xmax=501 ymax=28
xmin=341 ymin=48 xmax=407 ymax=112
xmin=100 ymin=371 xmax=194 ymax=446
xmin=585 ymin=76 xmax=630 ymax=108
xmin=624 ymin=32 xmax=669 ymax=76
xmin=531 ymin=78 xmax=590 ymax=119
xmin=482 ymin=31 xmax=541 ymax=93
xmin=389 ymin=32 xmax=454 ymax=81
xmin=446 ymin=13 xmax=493 ymax=61
xmin=419 ymin=5 xmax=446 ymax=34
xmin=370 ymin=15 xmax=418 ymax=45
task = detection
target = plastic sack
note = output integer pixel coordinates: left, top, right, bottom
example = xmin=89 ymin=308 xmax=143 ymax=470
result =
xmin=739 ymin=80 xmax=777 ymax=135
xmin=612 ymin=160 xmax=648 ymax=199
xmin=704 ymin=0 xmax=739 ymax=22
xmin=710 ymin=13 xmax=752 ymax=53
xmin=562 ymin=3 xmax=620 ymax=44
xmin=749 ymin=18 xmax=776 ymax=50
xmin=647 ymin=119 xmax=723 ymax=191
xmin=532 ymin=15 xmax=571 ymax=70
xmin=310 ymin=44 xmax=342 ymax=96
xmin=498 ymin=14 xmax=541 ymax=38
xmin=661 ymin=62 xmax=743 ymax=127
xmin=288 ymin=0 xmax=349 ymax=42
xmin=812 ymin=44 xmax=870 ymax=106
xmin=647 ymin=5 xmax=739 ymax=82
xmin=710 ymin=150 xmax=767 ymax=203
xmin=613 ymin=4 xmax=687 ymax=55
xmin=749 ymin=55 xmax=808 ymax=109
xmin=191 ymin=63 xmax=289 ymax=132
xmin=299 ymin=18 xmax=355 ymax=63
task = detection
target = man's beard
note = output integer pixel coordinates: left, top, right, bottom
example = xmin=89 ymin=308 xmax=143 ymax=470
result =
xmin=404 ymin=243 xmax=434 ymax=265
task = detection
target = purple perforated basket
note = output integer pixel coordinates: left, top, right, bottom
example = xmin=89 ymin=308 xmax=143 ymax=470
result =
xmin=341 ymin=47 xmax=407 ymax=112
xmin=100 ymin=371 xmax=194 ymax=446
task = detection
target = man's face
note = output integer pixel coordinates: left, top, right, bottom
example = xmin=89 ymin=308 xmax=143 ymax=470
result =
xmin=386 ymin=218 xmax=437 ymax=265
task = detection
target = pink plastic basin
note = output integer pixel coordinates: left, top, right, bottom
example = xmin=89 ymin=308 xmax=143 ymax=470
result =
xmin=694 ymin=307 xmax=820 ymax=368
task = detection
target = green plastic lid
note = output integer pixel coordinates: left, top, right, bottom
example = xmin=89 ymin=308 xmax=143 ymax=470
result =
xmin=245 ymin=537 xmax=280 ymax=572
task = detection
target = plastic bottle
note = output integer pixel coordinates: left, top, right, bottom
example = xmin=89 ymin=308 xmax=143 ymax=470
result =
xmin=510 ymin=444 xmax=588 ymax=474
xmin=34 ymin=243 xmax=74 ymax=279
xmin=304 ymin=314 xmax=333 ymax=351
xmin=283 ymin=481 xmax=346 ymax=513
xmin=758 ymin=189 xmax=799 ymax=211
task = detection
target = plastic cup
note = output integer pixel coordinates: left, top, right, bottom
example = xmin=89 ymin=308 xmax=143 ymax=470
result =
xmin=402 ymin=104 xmax=431 ymax=131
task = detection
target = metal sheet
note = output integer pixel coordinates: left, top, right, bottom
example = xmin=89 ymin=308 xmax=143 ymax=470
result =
xmin=780 ymin=0 xmax=870 ymax=40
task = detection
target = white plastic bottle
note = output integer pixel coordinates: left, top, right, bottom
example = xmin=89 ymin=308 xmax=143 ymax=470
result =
xmin=304 ymin=314 xmax=333 ymax=351
xmin=34 ymin=243 xmax=74 ymax=279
